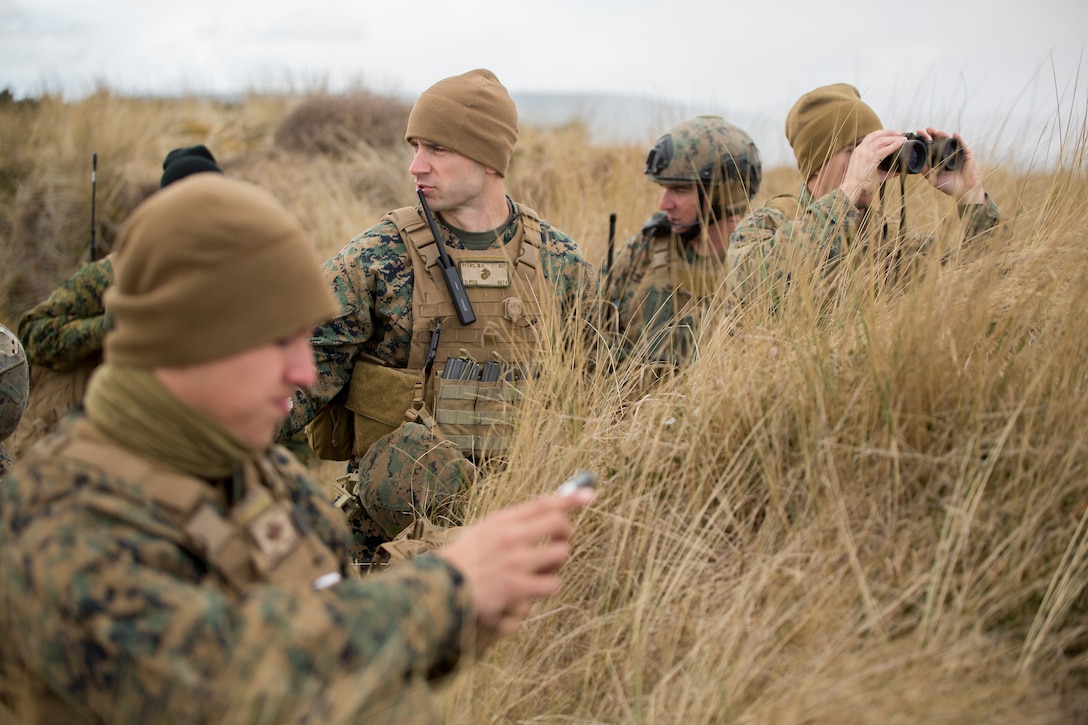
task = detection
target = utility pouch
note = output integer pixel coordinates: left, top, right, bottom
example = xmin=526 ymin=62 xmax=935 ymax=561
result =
xmin=305 ymin=390 xmax=354 ymax=462
xmin=345 ymin=359 xmax=422 ymax=457
xmin=432 ymin=373 xmax=480 ymax=455
xmin=432 ymin=365 xmax=523 ymax=457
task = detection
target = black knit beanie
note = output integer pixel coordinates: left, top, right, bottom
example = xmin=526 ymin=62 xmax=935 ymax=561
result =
xmin=160 ymin=145 xmax=224 ymax=188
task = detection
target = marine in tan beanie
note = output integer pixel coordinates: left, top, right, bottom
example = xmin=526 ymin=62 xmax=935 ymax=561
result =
xmin=726 ymin=82 xmax=1000 ymax=308
xmin=273 ymin=68 xmax=596 ymax=563
xmin=782 ymin=82 xmax=989 ymax=213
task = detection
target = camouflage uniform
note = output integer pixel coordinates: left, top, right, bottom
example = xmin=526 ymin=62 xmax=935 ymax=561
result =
xmin=17 ymin=256 xmax=114 ymax=372
xmin=8 ymin=258 xmax=112 ymax=459
xmin=280 ymin=198 xmax=596 ymax=559
xmin=0 ymin=416 xmax=471 ymax=723
xmin=606 ymin=213 xmax=728 ymax=365
xmin=726 ymin=185 xmax=1002 ymax=305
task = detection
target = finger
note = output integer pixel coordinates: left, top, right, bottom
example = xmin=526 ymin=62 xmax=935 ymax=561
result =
xmin=493 ymin=611 xmax=526 ymax=637
xmin=483 ymin=598 xmax=534 ymax=637
xmin=862 ymin=134 xmax=905 ymax=161
xmin=862 ymin=128 xmax=897 ymax=144
xmin=489 ymin=494 xmax=593 ymax=543
xmin=494 ymin=508 xmax=575 ymax=549
xmin=506 ymin=570 xmax=564 ymax=601
xmin=533 ymin=488 xmax=597 ymax=515
xmin=490 ymin=489 xmax=594 ymax=529
xmin=504 ymin=599 xmax=533 ymax=622
xmin=522 ymin=540 xmax=574 ymax=576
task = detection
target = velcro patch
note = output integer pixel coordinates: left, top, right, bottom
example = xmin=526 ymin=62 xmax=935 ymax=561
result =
xmin=460 ymin=260 xmax=510 ymax=287
xmin=247 ymin=503 xmax=301 ymax=567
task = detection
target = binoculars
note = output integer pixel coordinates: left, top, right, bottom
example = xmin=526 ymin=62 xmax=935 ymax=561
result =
xmin=878 ymin=133 xmax=963 ymax=174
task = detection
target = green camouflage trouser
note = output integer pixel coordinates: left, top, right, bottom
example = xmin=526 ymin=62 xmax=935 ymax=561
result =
xmin=341 ymin=422 xmax=473 ymax=563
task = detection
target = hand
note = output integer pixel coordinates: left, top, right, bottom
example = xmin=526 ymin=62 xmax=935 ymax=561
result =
xmin=840 ymin=130 xmax=908 ymax=208
xmin=436 ymin=487 xmax=595 ymax=643
xmin=917 ymin=127 xmax=986 ymax=204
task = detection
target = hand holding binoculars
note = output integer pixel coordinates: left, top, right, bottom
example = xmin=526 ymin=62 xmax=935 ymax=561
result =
xmin=878 ymin=133 xmax=963 ymax=174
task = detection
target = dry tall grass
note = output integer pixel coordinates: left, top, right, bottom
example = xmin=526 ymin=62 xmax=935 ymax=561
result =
xmin=2 ymin=88 xmax=1086 ymax=723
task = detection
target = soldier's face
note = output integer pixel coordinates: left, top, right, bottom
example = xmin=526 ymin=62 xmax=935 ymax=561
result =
xmin=153 ymin=331 xmax=317 ymax=449
xmin=409 ymin=139 xmax=489 ymax=213
xmin=811 ymin=146 xmax=853 ymax=201
xmin=658 ymin=184 xmax=701 ymax=231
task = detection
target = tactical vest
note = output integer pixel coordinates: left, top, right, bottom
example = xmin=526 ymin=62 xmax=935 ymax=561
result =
xmin=57 ymin=420 xmax=345 ymax=593
xmin=624 ymin=216 xmax=727 ymax=363
xmin=343 ymin=205 xmax=550 ymax=460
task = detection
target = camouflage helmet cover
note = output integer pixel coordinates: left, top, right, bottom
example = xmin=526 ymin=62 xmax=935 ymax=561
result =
xmin=0 ymin=323 xmax=29 ymax=441
xmin=644 ymin=115 xmax=762 ymax=217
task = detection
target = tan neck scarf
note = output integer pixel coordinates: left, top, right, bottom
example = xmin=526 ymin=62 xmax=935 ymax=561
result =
xmin=84 ymin=363 xmax=255 ymax=479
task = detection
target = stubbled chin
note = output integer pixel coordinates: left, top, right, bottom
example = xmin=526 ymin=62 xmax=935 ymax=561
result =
xmin=249 ymin=426 xmax=277 ymax=450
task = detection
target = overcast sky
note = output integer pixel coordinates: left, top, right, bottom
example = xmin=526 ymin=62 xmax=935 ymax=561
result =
xmin=3 ymin=0 xmax=1085 ymax=167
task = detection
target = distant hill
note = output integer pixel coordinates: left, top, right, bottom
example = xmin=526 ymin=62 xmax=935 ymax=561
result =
xmin=512 ymin=92 xmax=685 ymax=142
xmin=511 ymin=91 xmax=795 ymax=168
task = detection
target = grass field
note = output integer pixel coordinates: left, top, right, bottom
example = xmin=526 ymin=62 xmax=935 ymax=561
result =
xmin=2 ymin=86 xmax=1087 ymax=722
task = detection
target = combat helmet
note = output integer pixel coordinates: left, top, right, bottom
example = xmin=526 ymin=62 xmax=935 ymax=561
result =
xmin=644 ymin=116 xmax=762 ymax=234
xmin=0 ymin=323 xmax=29 ymax=442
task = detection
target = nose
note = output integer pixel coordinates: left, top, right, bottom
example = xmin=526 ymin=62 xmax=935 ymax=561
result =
xmin=286 ymin=337 xmax=318 ymax=388
xmin=409 ymin=146 xmax=430 ymax=178
xmin=658 ymin=188 xmax=676 ymax=211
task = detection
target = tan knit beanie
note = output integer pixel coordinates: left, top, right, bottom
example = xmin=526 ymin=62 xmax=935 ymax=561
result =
xmin=405 ymin=68 xmax=519 ymax=176
xmin=105 ymin=174 xmax=339 ymax=367
xmin=786 ymin=83 xmax=883 ymax=179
